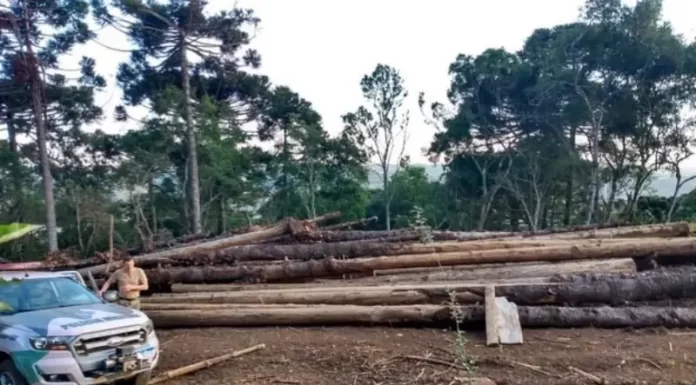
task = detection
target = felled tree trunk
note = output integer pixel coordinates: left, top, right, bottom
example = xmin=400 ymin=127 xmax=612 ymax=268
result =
xmin=168 ymin=238 xmax=633 ymax=265
xmin=291 ymin=222 xmax=687 ymax=243
xmin=126 ymin=232 xmax=213 ymax=255
xmin=169 ymin=258 xmax=637 ymax=293
xmin=144 ymin=285 xmax=482 ymax=306
xmin=145 ymin=238 xmax=696 ymax=284
xmin=476 ymin=270 xmax=696 ymax=306
xmin=146 ymin=271 xmax=696 ymax=306
xmin=321 ymin=216 xmax=378 ymax=231
xmin=369 ymin=258 xmax=636 ymax=282
xmin=518 ymin=222 xmax=690 ymax=240
xmin=514 ymin=306 xmax=696 ymax=328
xmin=147 ymin=304 xmax=453 ymax=327
xmin=78 ymin=217 xmax=328 ymax=277
xmin=293 ymin=230 xmax=515 ymax=243
xmin=145 ymin=305 xmax=696 ymax=328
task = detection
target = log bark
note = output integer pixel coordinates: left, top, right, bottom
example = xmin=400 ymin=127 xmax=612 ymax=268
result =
xmin=126 ymin=232 xmax=213 ymax=255
xmin=169 ymin=258 xmax=637 ymax=293
xmin=516 ymin=222 xmax=690 ymax=240
xmin=125 ymin=213 xmax=344 ymax=256
xmin=77 ymin=217 xmax=324 ymax=277
xmin=145 ymin=238 xmax=696 ymax=284
xmin=147 ymin=304 xmax=453 ymax=327
xmin=370 ymin=257 xmax=637 ymax=282
xmin=514 ymin=306 xmax=696 ymax=328
xmin=321 ymin=216 xmax=378 ymax=231
xmin=291 ymin=222 xmax=686 ymax=243
xmin=293 ymin=230 xmax=515 ymax=243
xmin=168 ymin=238 xmax=634 ymax=266
xmin=142 ymin=303 xmax=317 ymax=310
xmin=145 ymin=281 xmax=495 ymax=305
xmin=145 ymin=271 xmax=696 ymax=306
xmin=145 ymin=305 xmax=696 ymax=328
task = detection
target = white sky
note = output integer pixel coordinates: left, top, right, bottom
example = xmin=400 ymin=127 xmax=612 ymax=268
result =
xmin=61 ymin=0 xmax=696 ymax=165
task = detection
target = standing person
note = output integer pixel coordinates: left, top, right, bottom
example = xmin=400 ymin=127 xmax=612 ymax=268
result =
xmin=98 ymin=255 xmax=149 ymax=310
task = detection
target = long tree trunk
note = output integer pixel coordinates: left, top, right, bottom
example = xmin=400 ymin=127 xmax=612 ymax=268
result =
xmin=294 ymin=230 xmax=515 ymax=243
xmin=299 ymin=222 xmax=687 ymax=243
xmin=145 ymin=284 xmax=484 ymax=306
xmin=145 ymin=304 xmax=696 ymax=329
xmin=77 ymin=217 xmax=333 ymax=276
xmin=22 ymin=5 xmax=57 ymax=251
xmin=365 ymin=258 xmax=636 ymax=282
xmin=321 ymin=217 xmax=378 ymax=231
xmin=179 ymin=34 xmax=202 ymax=235
xmin=143 ymin=237 xmax=696 ymax=284
xmin=508 ymin=222 xmax=689 ymax=240
xmin=168 ymin=258 xmax=636 ymax=293
xmin=168 ymin=238 xmax=634 ymax=265
xmin=147 ymin=270 xmax=696 ymax=306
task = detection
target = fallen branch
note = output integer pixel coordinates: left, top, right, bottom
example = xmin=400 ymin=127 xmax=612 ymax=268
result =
xmin=568 ymin=366 xmax=605 ymax=384
xmin=148 ymin=343 xmax=266 ymax=384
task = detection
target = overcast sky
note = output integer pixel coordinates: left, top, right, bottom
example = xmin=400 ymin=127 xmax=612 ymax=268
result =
xmin=67 ymin=0 xmax=696 ymax=165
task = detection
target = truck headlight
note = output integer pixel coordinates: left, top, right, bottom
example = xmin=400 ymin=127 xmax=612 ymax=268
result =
xmin=143 ymin=319 xmax=154 ymax=335
xmin=30 ymin=337 xmax=71 ymax=351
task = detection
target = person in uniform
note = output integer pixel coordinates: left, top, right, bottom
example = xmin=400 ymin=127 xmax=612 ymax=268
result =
xmin=98 ymin=255 xmax=148 ymax=310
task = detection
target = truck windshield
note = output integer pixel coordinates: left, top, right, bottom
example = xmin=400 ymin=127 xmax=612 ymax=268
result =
xmin=0 ymin=277 xmax=102 ymax=314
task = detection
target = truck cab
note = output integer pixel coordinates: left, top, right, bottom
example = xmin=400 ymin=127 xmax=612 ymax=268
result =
xmin=0 ymin=271 xmax=159 ymax=385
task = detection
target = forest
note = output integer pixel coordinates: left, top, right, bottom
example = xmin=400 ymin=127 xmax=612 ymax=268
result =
xmin=2 ymin=0 xmax=696 ymax=260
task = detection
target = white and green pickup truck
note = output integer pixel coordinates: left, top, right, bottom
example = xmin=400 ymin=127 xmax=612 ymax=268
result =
xmin=0 ymin=270 xmax=159 ymax=385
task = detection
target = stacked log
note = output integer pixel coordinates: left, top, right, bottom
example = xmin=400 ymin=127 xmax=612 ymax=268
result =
xmin=18 ymin=216 xmax=696 ymax=330
xmin=143 ymin=270 xmax=696 ymax=307
xmin=145 ymin=305 xmax=696 ymax=328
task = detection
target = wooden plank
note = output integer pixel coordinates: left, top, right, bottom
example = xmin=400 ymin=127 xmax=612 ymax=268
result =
xmin=485 ymin=286 xmax=498 ymax=346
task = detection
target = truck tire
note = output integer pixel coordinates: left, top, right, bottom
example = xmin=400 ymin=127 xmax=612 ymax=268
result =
xmin=0 ymin=358 xmax=29 ymax=385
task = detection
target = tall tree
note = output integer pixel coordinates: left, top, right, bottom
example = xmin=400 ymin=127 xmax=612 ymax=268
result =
xmin=343 ymin=64 xmax=410 ymax=230
xmin=0 ymin=0 xmax=106 ymax=251
xmin=114 ymin=0 xmax=260 ymax=234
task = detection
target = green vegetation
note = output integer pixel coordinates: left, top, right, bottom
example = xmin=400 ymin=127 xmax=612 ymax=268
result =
xmin=2 ymin=0 xmax=696 ymax=260
xmin=0 ymin=224 xmax=45 ymax=245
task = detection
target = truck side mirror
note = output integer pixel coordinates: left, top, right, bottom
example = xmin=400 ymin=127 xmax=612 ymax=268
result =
xmin=103 ymin=290 xmax=119 ymax=303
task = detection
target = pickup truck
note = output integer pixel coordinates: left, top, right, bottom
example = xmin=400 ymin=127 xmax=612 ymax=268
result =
xmin=0 ymin=270 xmax=159 ymax=385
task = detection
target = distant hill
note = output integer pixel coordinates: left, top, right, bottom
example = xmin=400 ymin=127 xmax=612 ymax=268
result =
xmin=368 ymin=163 xmax=696 ymax=198
xmin=645 ymin=170 xmax=696 ymax=197
xmin=366 ymin=163 xmax=445 ymax=188
xmin=113 ymin=163 xmax=696 ymax=202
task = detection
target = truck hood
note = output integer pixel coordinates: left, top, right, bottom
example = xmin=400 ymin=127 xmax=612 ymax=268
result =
xmin=0 ymin=303 xmax=149 ymax=337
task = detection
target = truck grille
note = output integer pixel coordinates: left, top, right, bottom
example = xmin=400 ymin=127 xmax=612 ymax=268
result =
xmin=72 ymin=325 xmax=146 ymax=355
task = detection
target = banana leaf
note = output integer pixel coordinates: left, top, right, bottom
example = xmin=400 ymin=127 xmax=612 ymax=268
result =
xmin=0 ymin=223 xmax=45 ymax=244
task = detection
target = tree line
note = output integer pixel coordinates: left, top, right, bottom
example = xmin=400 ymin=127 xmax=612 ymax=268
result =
xmin=2 ymin=0 xmax=696 ymax=260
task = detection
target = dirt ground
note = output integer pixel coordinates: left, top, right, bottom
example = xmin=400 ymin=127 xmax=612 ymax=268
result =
xmin=153 ymin=326 xmax=696 ymax=385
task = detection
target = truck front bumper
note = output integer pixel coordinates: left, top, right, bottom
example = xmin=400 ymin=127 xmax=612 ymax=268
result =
xmin=24 ymin=334 xmax=159 ymax=385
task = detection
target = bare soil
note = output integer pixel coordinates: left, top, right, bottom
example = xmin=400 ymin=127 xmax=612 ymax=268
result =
xmin=154 ymin=326 xmax=696 ymax=385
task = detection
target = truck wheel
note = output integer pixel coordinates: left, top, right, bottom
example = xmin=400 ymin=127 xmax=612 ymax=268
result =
xmin=0 ymin=359 xmax=28 ymax=385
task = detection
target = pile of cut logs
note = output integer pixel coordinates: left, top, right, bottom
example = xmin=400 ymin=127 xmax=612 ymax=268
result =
xmin=13 ymin=212 xmax=696 ymax=330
